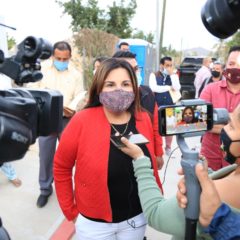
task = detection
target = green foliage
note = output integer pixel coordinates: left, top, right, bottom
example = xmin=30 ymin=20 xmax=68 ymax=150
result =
xmin=226 ymin=31 xmax=240 ymax=49
xmin=161 ymin=45 xmax=179 ymax=58
xmin=106 ymin=0 xmax=137 ymax=38
xmin=7 ymin=35 xmax=16 ymax=50
xmin=73 ymin=28 xmax=119 ymax=89
xmin=132 ymin=30 xmax=154 ymax=43
xmin=56 ymin=0 xmax=105 ymax=31
xmin=160 ymin=45 xmax=182 ymax=65
xmin=56 ymin=0 xmax=137 ymax=38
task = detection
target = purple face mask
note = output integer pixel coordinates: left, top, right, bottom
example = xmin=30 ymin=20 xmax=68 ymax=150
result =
xmin=99 ymin=89 xmax=135 ymax=112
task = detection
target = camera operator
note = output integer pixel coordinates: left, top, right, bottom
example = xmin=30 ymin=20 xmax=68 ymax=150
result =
xmin=200 ymin=46 xmax=240 ymax=171
xmin=118 ymin=103 xmax=240 ymax=239
xmin=177 ymin=103 xmax=240 ymax=240
xmin=27 ymin=41 xmax=86 ymax=208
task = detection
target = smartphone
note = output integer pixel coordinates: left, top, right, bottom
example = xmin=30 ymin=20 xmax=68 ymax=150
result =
xmin=110 ymin=134 xmax=149 ymax=148
xmin=158 ymin=103 xmax=213 ymax=136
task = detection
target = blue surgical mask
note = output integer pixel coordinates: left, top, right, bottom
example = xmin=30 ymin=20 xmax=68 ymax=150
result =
xmin=53 ymin=60 xmax=69 ymax=71
xmin=162 ymin=68 xmax=169 ymax=76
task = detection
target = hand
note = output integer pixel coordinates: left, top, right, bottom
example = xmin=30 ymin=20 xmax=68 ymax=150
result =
xmin=64 ymin=107 xmax=75 ymax=118
xmin=195 ymin=163 xmax=221 ymax=227
xmin=176 ymin=168 xmax=187 ymax=208
xmin=156 ymin=156 xmax=164 ymax=170
xmin=120 ymin=137 xmax=144 ymax=160
xmin=176 ymin=162 xmax=222 ymax=227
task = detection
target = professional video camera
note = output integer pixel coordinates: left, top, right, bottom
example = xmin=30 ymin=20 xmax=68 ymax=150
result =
xmin=0 ymin=36 xmax=52 ymax=85
xmin=201 ymin=0 xmax=240 ymax=39
xmin=0 ymin=36 xmax=63 ymax=163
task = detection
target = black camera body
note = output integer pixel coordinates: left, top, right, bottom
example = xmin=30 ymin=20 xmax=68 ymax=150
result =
xmin=0 ymin=89 xmax=63 ymax=162
xmin=201 ymin=0 xmax=240 ymax=39
xmin=0 ymin=36 xmax=52 ymax=85
xmin=0 ymin=36 xmax=63 ymax=163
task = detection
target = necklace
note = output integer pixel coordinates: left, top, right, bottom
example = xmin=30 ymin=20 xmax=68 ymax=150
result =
xmin=110 ymin=121 xmax=129 ymax=136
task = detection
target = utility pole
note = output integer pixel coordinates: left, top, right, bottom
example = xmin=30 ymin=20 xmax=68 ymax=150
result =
xmin=159 ymin=0 xmax=167 ymax=60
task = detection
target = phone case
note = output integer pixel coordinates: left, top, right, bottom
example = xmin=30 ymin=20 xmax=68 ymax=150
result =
xmin=110 ymin=134 xmax=149 ymax=148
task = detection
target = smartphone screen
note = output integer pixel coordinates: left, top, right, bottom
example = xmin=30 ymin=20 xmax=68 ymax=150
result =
xmin=110 ymin=134 xmax=149 ymax=148
xmin=158 ymin=103 xmax=213 ymax=136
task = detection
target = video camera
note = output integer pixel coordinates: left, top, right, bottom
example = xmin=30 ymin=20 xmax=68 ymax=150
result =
xmin=0 ymin=36 xmax=52 ymax=85
xmin=201 ymin=0 xmax=240 ymax=39
xmin=0 ymin=36 xmax=63 ymax=163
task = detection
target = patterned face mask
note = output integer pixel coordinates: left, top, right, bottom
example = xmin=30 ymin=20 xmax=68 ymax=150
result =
xmin=99 ymin=89 xmax=135 ymax=113
xmin=223 ymin=68 xmax=240 ymax=84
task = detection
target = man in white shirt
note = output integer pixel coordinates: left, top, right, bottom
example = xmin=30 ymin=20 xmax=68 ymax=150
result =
xmin=28 ymin=41 xmax=85 ymax=208
xmin=194 ymin=57 xmax=212 ymax=98
xmin=149 ymin=56 xmax=181 ymax=156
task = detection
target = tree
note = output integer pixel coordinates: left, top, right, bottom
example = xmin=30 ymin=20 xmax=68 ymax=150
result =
xmin=73 ymin=28 xmax=119 ymax=88
xmin=226 ymin=30 xmax=240 ymax=49
xmin=131 ymin=30 xmax=154 ymax=43
xmin=7 ymin=35 xmax=16 ymax=50
xmin=106 ymin=0 xmax=137 ymax=38
xmin=56 ymin=0 xmax=137 ymax=38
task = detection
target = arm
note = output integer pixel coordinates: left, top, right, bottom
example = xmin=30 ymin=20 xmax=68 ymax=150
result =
xmin=152 ymin=103 xmax=164 ymax=169
xmin=153 ymin=103 xmax=163 ymax=156
xmin=171 ymin=74 xmax=181 ymax=91
xmin=149 ymin=73 xmax=171 ymax=93
xmin=53 ymin=116 xmax=80 ymax=221
xmin=206 ymin=203 xmax=240 ymax=240
xmin=67 ymin=71 xmax=85 ymax=111
xmin=120 ymin=138 xmax=186 ymax=237
xmin=177 ymin=163 xmax=240 ymax=240
xmin=133 ymin=157 xmax=185 ymax=237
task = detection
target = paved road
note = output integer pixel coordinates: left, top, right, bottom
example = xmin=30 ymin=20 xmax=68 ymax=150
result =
xmin=0 ymin=136 xmax=201 ymax=240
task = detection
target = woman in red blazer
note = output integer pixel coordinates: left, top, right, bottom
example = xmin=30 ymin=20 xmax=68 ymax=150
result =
xmin=54 ymin=58 xmax=163 ymax=240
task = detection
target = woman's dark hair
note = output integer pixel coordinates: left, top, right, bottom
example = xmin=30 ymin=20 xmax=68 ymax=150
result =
xmin=182 ymin=106 xmax=195 ymax=123
xmin=85 ymin=58 xmax=141 ymax=114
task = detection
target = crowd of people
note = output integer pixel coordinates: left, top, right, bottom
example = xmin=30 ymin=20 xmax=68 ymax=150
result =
xmin=1 ymin=38 xmax=240 ymax=240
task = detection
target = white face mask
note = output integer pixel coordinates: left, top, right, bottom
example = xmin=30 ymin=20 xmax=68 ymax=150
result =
xmin=93 ymin=69 xmax=97 ymax=75
xmin=163 ymin=68 xmax=169 ymax=75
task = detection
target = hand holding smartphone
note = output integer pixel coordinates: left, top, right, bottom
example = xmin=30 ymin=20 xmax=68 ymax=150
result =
xmin=110 ymin=134 xmax=149 ymax=148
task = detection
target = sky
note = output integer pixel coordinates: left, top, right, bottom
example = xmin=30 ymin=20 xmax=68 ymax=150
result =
xmin=0 ymin=0 xmax=220 ymax=51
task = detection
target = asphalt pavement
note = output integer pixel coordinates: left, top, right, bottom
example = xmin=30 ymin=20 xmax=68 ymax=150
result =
xmin=0 ymin=136 xmax=201 ymax=240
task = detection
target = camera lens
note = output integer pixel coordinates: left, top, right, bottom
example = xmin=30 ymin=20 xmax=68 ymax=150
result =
xmin=201 ymin=0 xmax=240 ymax=39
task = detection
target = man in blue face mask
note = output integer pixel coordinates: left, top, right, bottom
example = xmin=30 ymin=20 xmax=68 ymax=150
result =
xmin=27 ymin=41 xmax=86 ymax=208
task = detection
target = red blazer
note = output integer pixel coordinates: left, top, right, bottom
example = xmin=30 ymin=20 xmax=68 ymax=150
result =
xmin=153 ymin=103 xmax=163 ymax=157
xmin=54 ymin=106 xmax=163 ymax=221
